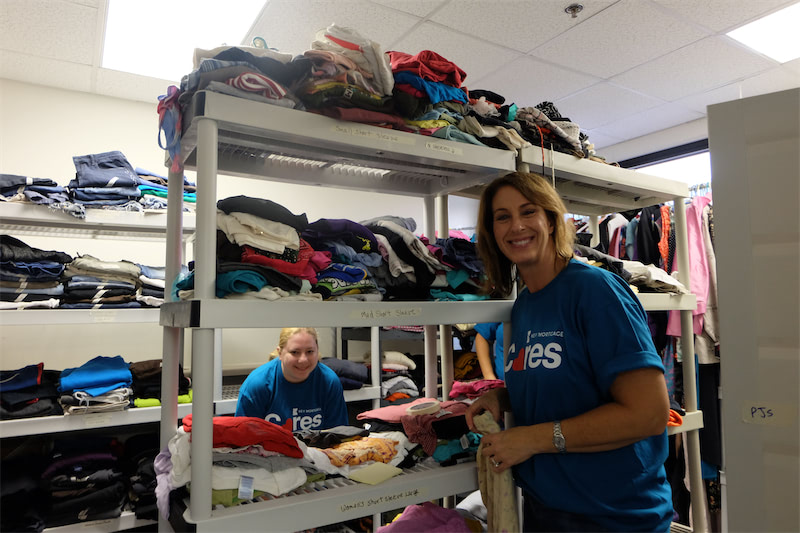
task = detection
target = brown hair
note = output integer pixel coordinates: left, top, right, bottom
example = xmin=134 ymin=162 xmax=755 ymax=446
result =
xmin=269 ymin=327 xmax=320 ymax=358
xmin=476 ymin=171 xmax=575 ymax=298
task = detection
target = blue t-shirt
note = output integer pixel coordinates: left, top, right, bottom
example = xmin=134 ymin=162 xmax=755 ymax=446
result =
xmin=235 ymin=358 xmax=348 ymax=432
xmin=505 ymin=259 xmax=671 ymax=532
xmin=473 ymin=322 xmax=505 ymax=379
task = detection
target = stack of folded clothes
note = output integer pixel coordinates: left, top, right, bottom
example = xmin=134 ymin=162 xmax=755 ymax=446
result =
xmin=0 ymin=235 xmax=72 ymax=309
xmin=58 ymin=355 xmax=133 ymax=415
xmin=0 ymin=362 xmax=63 ymax=419
xmin=61 ymin=255 xmax=142 ymax=309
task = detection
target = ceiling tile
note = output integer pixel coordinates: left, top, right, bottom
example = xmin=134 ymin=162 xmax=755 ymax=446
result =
xmin=0 ymin=50 xmax=93 ymax=93
xmin=367 ymin=0 xmax=447 ymax=18
xmin=2 ymin=0 xmax=98 ymax=65
xmin=95 ymin=69 xmax=173 ymax=104
xmin=554 ymin=82 xmax=664 ymax=130
xmin=676 ymin=62 xmax=800 ymax=112
xmin=472 ymin=55 xmax=601 ymax=108
xmin=595 ymin=102 xmax=704 ymax=140
xmin=427 ymin=0 xmax=616 ymax=53
xmin=389 ymin=21 xmax=522 ymax=84
xmin=245 ymin=0 xmax=422 ymax=56
xmin=651 ymin=0 xmax=799 ymax=32
xmin=582 ymin=130 xmax=624 ymax=151
xmin=65 ymin=0 xmax=101 ymax=7
xmin=611 ymin=36 xmax=777 ymax=102
xmin=528 ymin=0 xmax=708 ymax=78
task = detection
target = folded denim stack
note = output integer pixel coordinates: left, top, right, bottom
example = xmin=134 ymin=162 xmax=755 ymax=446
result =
xmin=69 ymin=151 xmax=142 ymax=208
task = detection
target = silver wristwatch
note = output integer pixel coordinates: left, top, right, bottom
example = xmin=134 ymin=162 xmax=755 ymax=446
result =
xmin=553 ymin=420 xmax=566 ymax=453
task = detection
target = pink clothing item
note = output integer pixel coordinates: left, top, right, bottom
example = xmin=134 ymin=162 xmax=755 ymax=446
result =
xmin=357 ymin=397 xmax=443 ymax=422
xmin=449 ymin=379 xmax=505 ymax=399
xmin=667 ymin=194 xmax=713 ymax=336
xmin=376 ymin=502 xmax=473 ymax=532
xmin=401 ymin=401 xmax=469 ymax=455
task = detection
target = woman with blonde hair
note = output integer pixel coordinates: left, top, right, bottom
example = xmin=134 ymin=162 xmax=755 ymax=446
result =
xmin=466 ymin=171 xmax=672 ymax=531
xmin=236 ymin=327 xmax=348 ymax=431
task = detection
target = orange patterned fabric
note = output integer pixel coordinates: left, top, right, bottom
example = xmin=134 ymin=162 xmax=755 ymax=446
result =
xmin=322 ymin=436 xmax=399 ymax=466
xmin=658 ymin=205 xmax=671 ymax=270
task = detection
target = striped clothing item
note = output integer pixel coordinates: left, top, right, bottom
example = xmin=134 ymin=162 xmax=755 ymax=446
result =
xmin=225 ymin=72 xmax=287 ymax=100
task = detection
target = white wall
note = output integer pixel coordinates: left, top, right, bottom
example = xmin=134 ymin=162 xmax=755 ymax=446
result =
xmin=0 ymin=79 xmax=479 ymax=373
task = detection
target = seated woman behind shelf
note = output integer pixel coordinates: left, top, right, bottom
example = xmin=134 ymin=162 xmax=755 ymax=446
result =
xmin=235 ymin=327 xmax=348 ymax=431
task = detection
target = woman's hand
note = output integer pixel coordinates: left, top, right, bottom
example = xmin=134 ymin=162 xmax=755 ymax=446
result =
xmin=465 ymin=387 xmax=509 ymax=432
xmin=480 ymin=425 xmax=538 ymax=473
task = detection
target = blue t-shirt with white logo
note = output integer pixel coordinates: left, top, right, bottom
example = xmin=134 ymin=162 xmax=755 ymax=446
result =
xmin=235 ymin=358 xmax=348 ymax=432
xmin=505 ymin=259 xmax=671 ymax=532
xmin=473 ymin=321 xmax=505 ymax=379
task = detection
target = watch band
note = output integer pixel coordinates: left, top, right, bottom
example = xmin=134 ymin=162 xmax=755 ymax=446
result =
xmin=553 ymin=420 xmax=567 ymax=453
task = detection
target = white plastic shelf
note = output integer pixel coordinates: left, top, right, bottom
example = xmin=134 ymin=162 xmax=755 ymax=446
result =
xmin=43 ymin=511 xmax=155 ymax=533
xmin=0 ymin=403 xmax=193 ymax=438
xmin=183 ymin=461 xmax=478 ymax=533
xmin=0 ymin=201 xmax=195 ymax=239
xmin=0 ymin=308 xmax=161 ymax=325
xmin=160 ymin=299 xmax=515 ymax=329
xmin=177 ymin=91 xmax=516 ymax=197
xmin=667 ymin=409 xmax=704 ymax=436
xmin=457 ymin=146 xmax=690 ymax=215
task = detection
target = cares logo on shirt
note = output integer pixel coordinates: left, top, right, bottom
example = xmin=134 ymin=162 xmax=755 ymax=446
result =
xmin=265 ymin=408 xmax=323 ymax=431
xmin=505 ymin=341 xmax=563 ymax=372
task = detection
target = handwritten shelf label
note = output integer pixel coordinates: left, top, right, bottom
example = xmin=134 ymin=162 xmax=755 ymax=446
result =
xmin=89 ymin=310 xmax=118 ymax=323
xmin=339 ymin=488 xmax=426 ymax=514
xmin=349 ymin=308 xmax=422 ymax=320
xmin=425 ymin=142 xmax=462 ymax=156
xmin=83 ymin=413 xmax=113 ymax=428
xmin=741 ymin=401 xmax=798 ymax=426
xmin=333 ymin=125 xmax=414 ymax=145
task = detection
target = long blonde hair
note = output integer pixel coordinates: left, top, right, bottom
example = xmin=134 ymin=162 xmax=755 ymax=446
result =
xmin=269 ymin=327 xmax=320 ymax=359
xmin=476 ymin=171 xmax=575 ymax=298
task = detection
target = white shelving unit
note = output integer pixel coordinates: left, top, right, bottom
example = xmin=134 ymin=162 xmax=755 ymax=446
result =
xmin=0 ymin=201 xmax=198 ymax=532
xmin=157 ymin=90 xmax=516 ymax=531
xmin=158 ymin=90 xmax=706 ymax=531
xmin=0 ymin=202 xmax=198 ymax=439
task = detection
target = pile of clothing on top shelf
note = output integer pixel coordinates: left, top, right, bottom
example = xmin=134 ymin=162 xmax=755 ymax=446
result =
xmin=0 ymin=357 xmax=191 ymax=421
xmin=0 ymin=234 xmax=181 ymax=310
xmin=161 ymin=23 xmax=600 ymax=166
xmin=174 ymin=194 xmax=487 ymax=302
xmin=0 ymin=150 xmax=195 ymax=219
xmin=1 ymin=431 xmax=163 ymax=531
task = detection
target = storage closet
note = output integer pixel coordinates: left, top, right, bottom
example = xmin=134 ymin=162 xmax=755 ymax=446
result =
xmin=0 ymin=203 xmax=196 ymax=531
xmin=157 ymin=90 xmax=708 ymax=532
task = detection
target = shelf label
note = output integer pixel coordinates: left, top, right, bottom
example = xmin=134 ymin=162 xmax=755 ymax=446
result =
xmin=425 ymin=141 xmax=462 ymax=156
xmin=89 ymin=309 xmax=118 ymax=323
xmin=338 ymin=487 xmax=427 ymax=514
xmin=741 ymin=401 xmax=798 ymax=427
xmin=333 ymin=124 xmax=415 ymax=145
xmin=349 ymin=307 xmax=422 ymax=320
xmin=83 ymin=413 xmax=113 ymax=428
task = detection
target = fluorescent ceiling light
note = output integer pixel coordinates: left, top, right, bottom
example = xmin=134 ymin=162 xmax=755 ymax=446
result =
xmin=726 ymin=2 xmax=800 ymax=63
xmin=102 ymin=0 xmax=265 ymax=81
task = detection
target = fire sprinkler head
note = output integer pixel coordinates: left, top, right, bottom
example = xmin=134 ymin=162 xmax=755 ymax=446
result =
xmin=565 ymin=3 xmax=584 ymax=18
